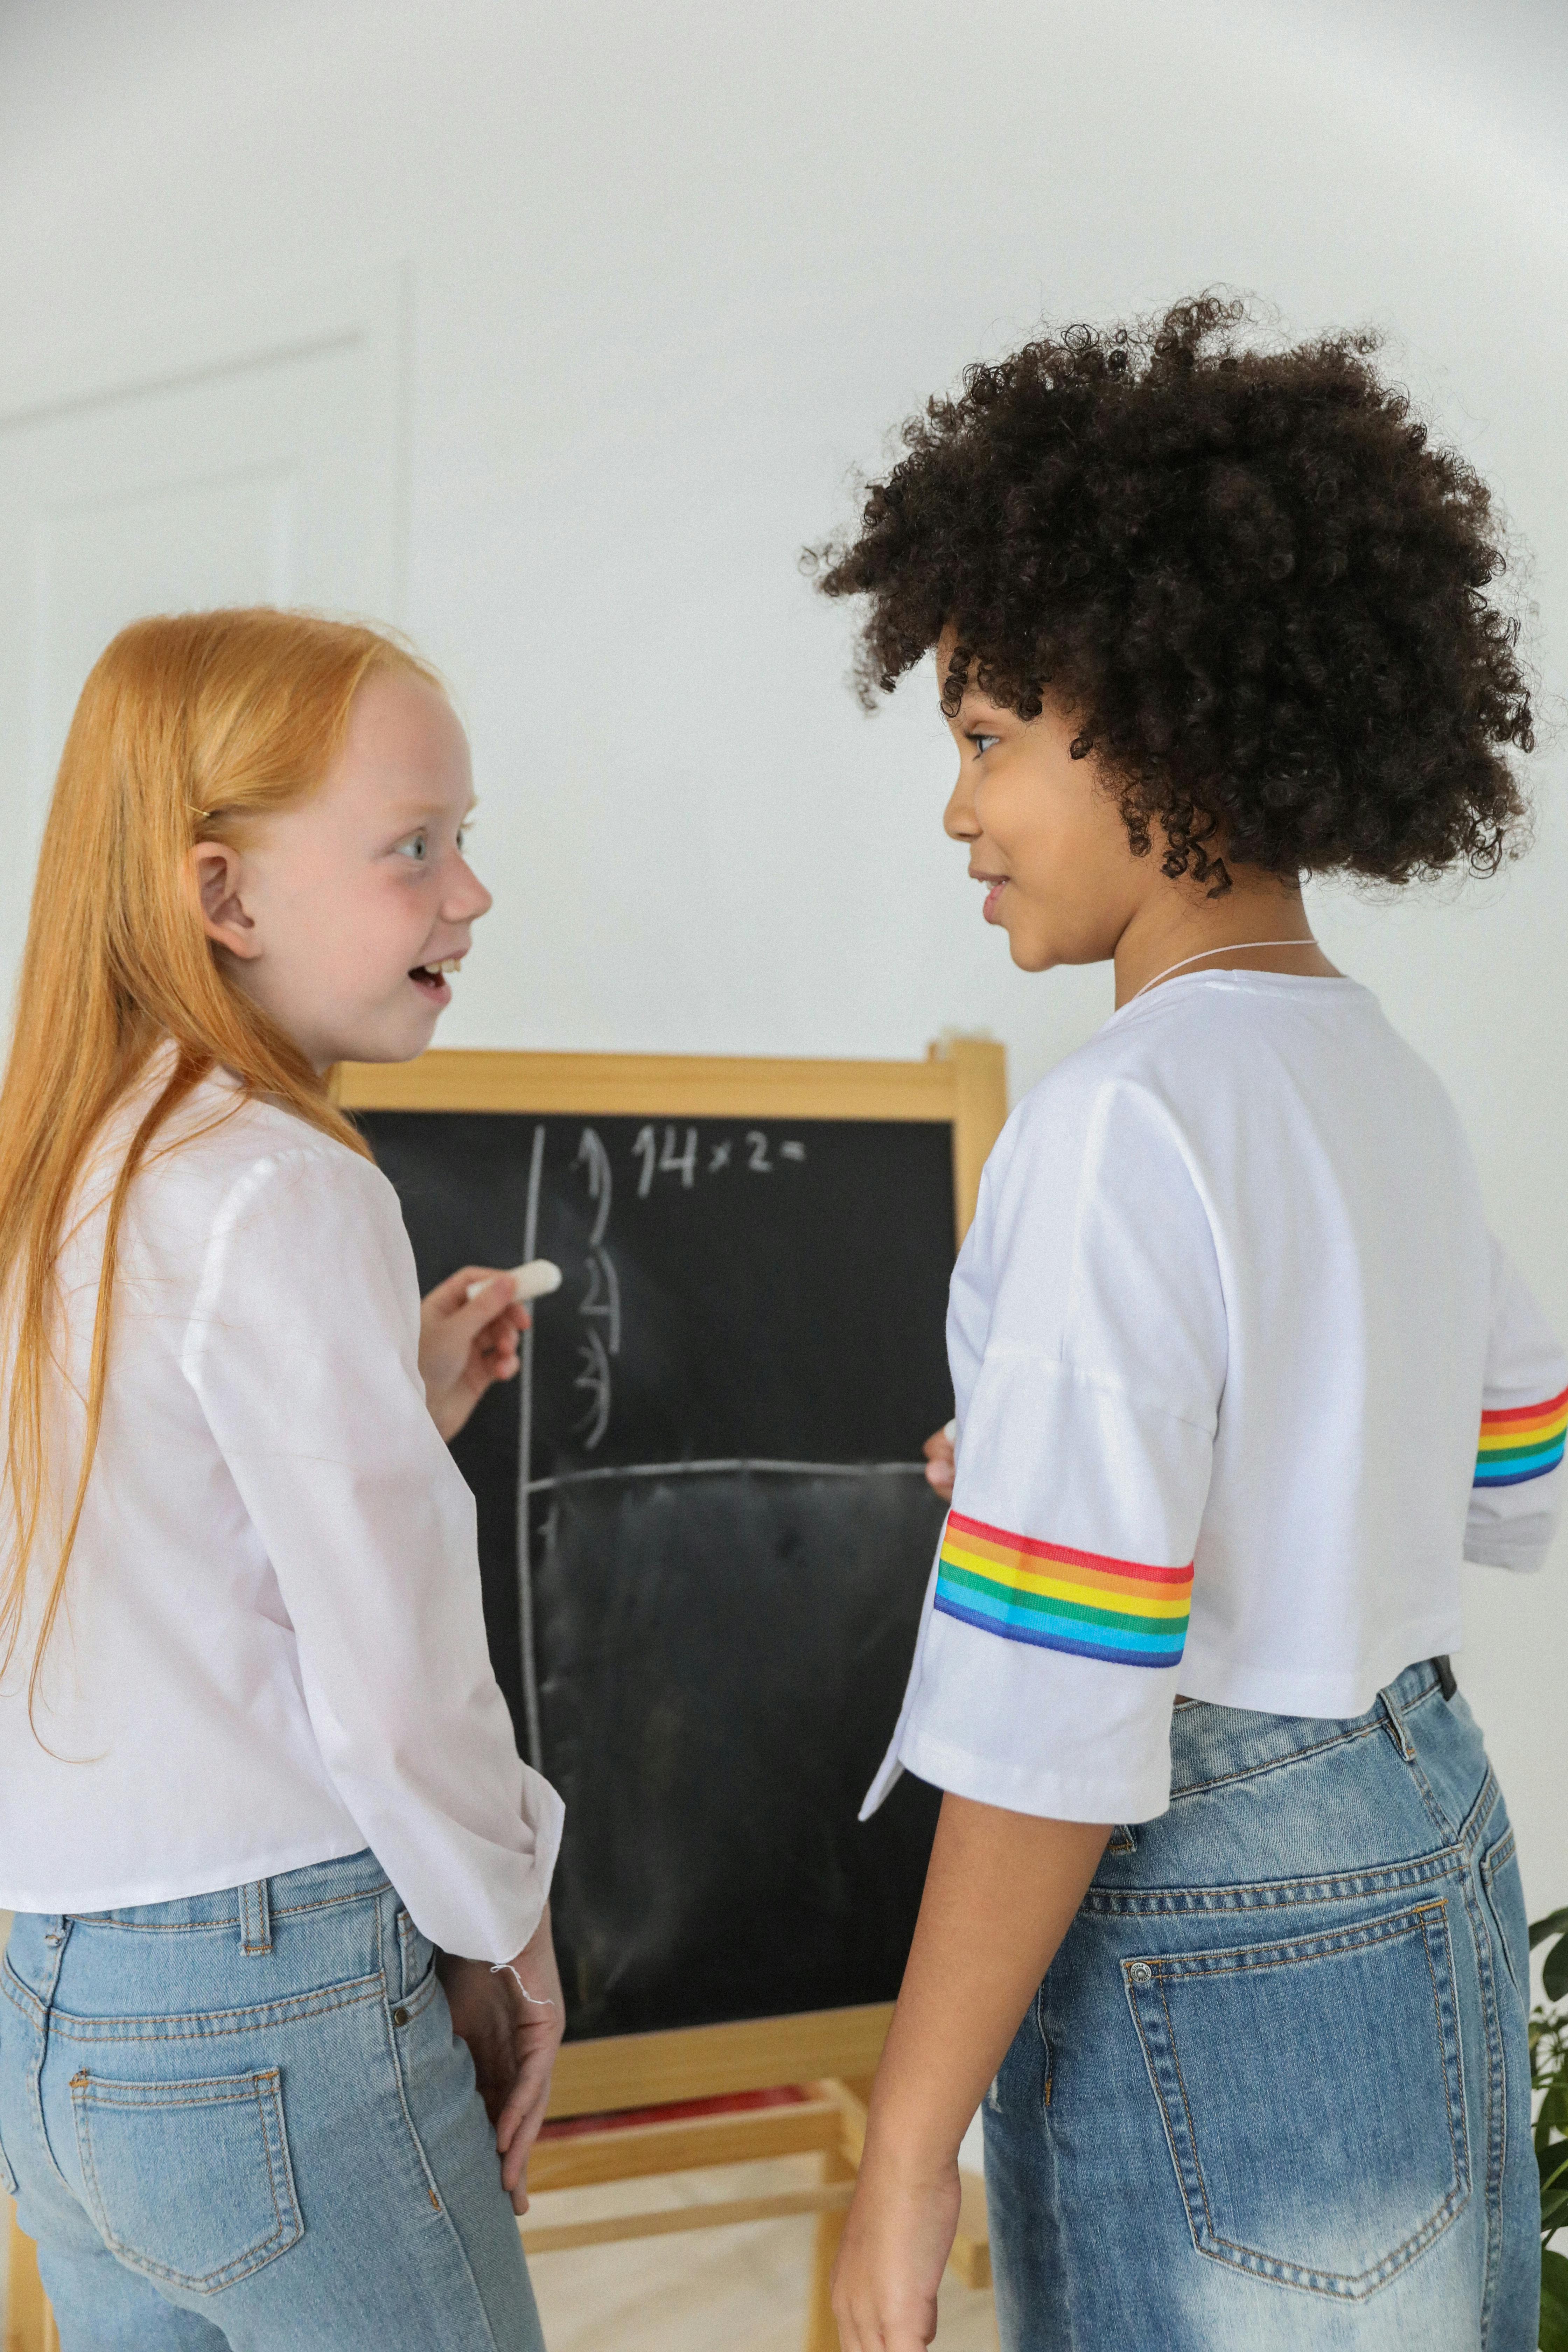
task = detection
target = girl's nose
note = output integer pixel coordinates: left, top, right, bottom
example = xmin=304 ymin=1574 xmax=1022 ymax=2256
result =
xmin=944 ymin=775 xmax=980 ymax=842
xmin=447 ymin=858 xmax=493 ymax=922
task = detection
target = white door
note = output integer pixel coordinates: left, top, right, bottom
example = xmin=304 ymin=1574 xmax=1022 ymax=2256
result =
xmin=0 ymin=268 xmax=407 ymax=998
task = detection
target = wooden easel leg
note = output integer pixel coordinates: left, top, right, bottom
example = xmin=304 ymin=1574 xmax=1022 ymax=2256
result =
xmin=803 ymin=2145 xmax=854 ymax=2352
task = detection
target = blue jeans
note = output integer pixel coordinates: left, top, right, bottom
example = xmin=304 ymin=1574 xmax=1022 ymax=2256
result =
xmin=985 ymin=1662 xmax=1538 ymax=2351
xmin=0 ymin=1850 xmax=545 ymax=2351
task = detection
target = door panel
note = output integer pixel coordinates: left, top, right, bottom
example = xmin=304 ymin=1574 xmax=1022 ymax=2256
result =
xmin=0 ymin=272 xmax=406 ymax=992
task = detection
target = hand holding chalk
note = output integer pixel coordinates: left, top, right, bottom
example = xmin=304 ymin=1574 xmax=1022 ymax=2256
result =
xmin=464 ymin=1259 xmax=563 ymax=1306
xmin=422 ymin=1264 xmax=554 ymax=1442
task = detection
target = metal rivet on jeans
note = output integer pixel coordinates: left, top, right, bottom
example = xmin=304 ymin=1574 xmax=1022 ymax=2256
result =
xmin=42 ymin=1932 xmax=63 ymax=1947
xmin=1129 ymin=1961 xmax=1154 ymax=1986
xmin=393 ymin=2007 xmax=409 ymax=2027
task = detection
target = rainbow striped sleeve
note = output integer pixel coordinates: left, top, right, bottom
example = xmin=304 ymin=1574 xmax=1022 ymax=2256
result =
xmin=1475 ymin=1383 xmax=1568 ymax=1488
xmin=934 ymin=1510 xmax=1193 ymax=1670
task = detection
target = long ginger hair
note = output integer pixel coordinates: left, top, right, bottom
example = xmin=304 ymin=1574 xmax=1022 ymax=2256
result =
xmin=0 ymin=607 xmax=442 ymax=1709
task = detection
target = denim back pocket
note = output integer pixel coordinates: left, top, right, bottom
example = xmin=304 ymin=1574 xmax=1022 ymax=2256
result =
xmin=1124 ymin=1896 xmax=1469 ymax=2301
xmin=71 ymin=2066 xmax=303 ymax=2292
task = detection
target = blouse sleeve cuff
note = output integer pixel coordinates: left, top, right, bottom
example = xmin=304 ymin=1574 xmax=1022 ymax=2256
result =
xmin=1463 ymin=1525 xmax=1554 ymax=1574
xmin=502 ymin=1763 xmax=567 ymax=1958
xmin=434 ymin=1766 xmax=566 ymax=1964
xmin=886 ymin=1723 xmax=1172 ymax=1827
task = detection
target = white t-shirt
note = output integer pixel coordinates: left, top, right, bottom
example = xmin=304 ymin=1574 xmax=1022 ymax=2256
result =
xmin=865 ymin=972 xmax=1567 ymax=1827
xmin=0 ymin=1057 xmax=563 ymax=1958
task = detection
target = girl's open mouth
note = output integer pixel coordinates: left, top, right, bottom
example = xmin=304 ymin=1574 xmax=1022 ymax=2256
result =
xmin=409 ymin=958 xmax=462 ymax=1002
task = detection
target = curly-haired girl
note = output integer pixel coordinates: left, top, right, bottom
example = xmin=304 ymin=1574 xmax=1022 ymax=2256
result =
xmin=816 ymin=298 xmax=1560 ymax=2352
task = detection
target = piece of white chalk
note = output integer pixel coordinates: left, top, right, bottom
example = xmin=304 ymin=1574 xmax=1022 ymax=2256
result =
xmin=464 ymin=1259 xmax=563 ymax=1305
xmin=944 ymin=1419 xmax=958 ymax=1442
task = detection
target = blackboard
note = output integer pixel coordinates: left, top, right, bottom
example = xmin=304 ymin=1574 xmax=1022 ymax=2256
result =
xmin=356 ymin=1090 xmax=966 ymax=2039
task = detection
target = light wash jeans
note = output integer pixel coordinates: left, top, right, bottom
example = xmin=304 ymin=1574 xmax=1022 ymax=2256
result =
xmin=985 ymin=1661 xmax=1538 ymax=2350
xmin=0 ymin=1849 xmax=546 ymax=2351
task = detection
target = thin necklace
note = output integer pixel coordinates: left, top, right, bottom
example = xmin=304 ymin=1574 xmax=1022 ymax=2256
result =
xmin=1131 ymin=939 xmax=1319 ymax=1003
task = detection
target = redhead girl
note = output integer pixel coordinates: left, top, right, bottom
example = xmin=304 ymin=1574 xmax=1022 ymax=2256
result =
xmin=0 ymin=612 xmax=564 ymax=2350
xmin=815 ymin=299 xmax=1562 ymax=2351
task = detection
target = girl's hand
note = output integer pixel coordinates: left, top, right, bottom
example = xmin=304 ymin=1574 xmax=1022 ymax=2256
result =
xmin=439 ymin=1908 xmax=565 ymax=2216
xmin=419 ymin=1268 xmax=530 ymax=1441
xmin=922 ymin=1423 xmax=956 ymax=1502
xmin=832 ymin=1800 xmax=1108 ymax=2350
xmin=492 ymin=1910 xmax=566 ymax=2214
xmin=831 ymin=2150 xmax=961 ymax=2351
xmin=439 ymin=1951 xmax=524 ymax=2125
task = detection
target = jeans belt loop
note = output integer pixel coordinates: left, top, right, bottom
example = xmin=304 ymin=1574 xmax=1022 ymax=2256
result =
xmin=1378 ymin=1682 xmax=1418 ymax=1764
xmin=238 ymin=1877 xmax=272 ymax=1956
xmin=37 ymin=1915 xmax=72 ymax=1993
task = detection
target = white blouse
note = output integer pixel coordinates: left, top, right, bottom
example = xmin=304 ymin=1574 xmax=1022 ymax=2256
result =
xmin=0 ymin=1057 xmax=562 ymax=1960
xmin=866 ymin=973 xmax=1567 ymax=1827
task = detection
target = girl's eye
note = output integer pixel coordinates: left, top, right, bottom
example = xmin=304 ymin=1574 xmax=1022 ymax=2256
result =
xmin=968 ymin=732 xmax=1000 ymax=757
xmin=395 ymin=832 xmax=428 ymax=863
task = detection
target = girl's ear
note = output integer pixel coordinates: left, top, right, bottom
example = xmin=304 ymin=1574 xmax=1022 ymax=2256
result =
xmin=188 ymin=844 xmax=260 ymax=960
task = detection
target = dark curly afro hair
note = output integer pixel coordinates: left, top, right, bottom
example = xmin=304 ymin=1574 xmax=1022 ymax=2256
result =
xmin=811 ymin=296 xmax=1534 ymax=888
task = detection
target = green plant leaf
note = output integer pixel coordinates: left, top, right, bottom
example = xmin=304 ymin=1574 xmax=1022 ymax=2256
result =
xmin=1545 ymin=1935 xmax=1568 ymax=2005
xmin=1545 ymin=2087 xmax=1568 ymax=2136
xmin=1542 ymin=2141 xmax=1568 ymax=2229
xmin=1531 ymin=1909 xmax=1568 ymax=1950
xmin=1542 ymin=2248 xmax=1568 ymax=2352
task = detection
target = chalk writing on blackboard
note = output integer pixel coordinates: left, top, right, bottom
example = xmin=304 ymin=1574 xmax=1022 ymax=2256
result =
xmin=574 ymin=1328 xmax=612 ymax=1449
xmin=634 ymin=1123 xmax=808 ymax=1195
xmin=574 ymin=1126 xmax=613 ymax=1244
xmin=580 ymin=1248 xmax=621 ymax=1352
xmin=571 ymin=1129 xmax=621 ymax=1452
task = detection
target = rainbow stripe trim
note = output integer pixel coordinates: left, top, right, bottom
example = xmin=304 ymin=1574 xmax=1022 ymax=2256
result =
xmin=934 ymin=1510 xmax=1193 ymax=1670
xmin=1475 ymin=1383 xmax=1568 ymax=1489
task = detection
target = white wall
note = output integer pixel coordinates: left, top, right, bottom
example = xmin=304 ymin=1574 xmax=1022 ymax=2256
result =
xmin=1 ymin=0 xmax=1565 ymax=1904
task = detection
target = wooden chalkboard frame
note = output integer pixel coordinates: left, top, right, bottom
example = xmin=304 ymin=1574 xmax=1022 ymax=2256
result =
xmin=335 ymin=1036 xmax=1006 ymax=1258
xmin=335 ymin=1037 xmax=1007 ymax=2317
xmin=335 ymin=1036 xmax=1007 ymax=2103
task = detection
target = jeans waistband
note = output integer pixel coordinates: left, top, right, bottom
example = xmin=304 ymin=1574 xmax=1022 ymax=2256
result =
xmin=2 ymin=1850 xmax=401 ymax=2030
xmin=1167 ymin=1658 xmax=1446 ymax=1801
xmin=57 ymin=1847 xmax=389 ymax=1934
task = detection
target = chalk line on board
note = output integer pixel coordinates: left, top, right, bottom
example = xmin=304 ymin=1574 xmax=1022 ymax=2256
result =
xmin=516 ymin=1122 xmax=547 ymax=1772
xmin=523 ymin=1457 xmax=930 ymax=1498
